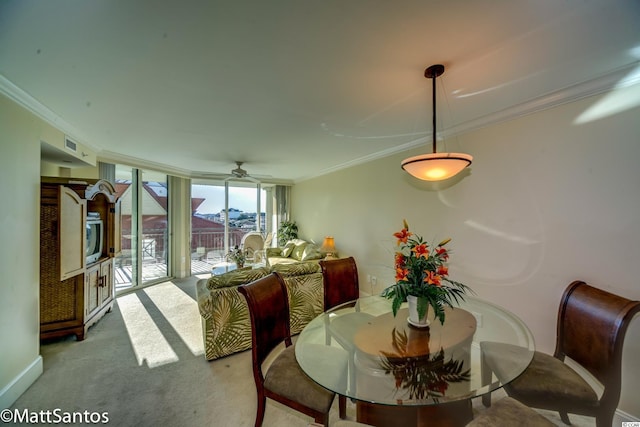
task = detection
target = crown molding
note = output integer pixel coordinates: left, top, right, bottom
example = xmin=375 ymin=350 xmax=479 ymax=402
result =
xmin=4 ymin=62 xmax=638 ymax=183
xmin=100 ymin=150 xmax=294 ymax=186
xmin=0 ymin=74 xmax=96 ymax=150
xmin=445 ymin=61 xmax=640 ymax=138
xmin=296 ymin=61 xmax=640 ymax=182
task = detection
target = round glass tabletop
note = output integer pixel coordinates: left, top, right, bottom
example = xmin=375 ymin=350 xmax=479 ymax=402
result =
xmin=295 ymin=295 xmax=534 ymax=406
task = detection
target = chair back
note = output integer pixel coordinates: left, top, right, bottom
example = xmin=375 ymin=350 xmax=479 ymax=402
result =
xmin=555 ymin=280 xmax=640 ymax=404
xmin=241 ymin=232 xmax=265 ymax=260
xmin=319 ymin=256 xmax=360 ymax=311
xmin=238 ymin=273 xmax=292 ymax=374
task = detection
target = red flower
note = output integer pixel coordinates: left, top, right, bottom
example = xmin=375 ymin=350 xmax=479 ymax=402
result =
xmin=394 ymin=252 xmax=406 ymax=268
xmin=412 ymin=243 xmax=429 ymax=258
xmin=393 ymin=228 xmax=412 ymax=244
xmin=425 ymin=271 xmax=441 ymax=286
xmin=395 ymin=268 xmax=409 ymax=281
xmin=437 ymin=265 xmax=448 ymax=276
xmin=435 ymin=247 xmax=449 ymax=261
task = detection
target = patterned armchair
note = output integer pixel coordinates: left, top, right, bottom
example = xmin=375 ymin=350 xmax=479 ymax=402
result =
xmin=196 ymin=261 xmax=324 ymax=360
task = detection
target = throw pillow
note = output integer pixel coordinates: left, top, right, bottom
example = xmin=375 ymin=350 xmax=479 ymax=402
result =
xmin=301 ymin=244 xmax=323 ymax=261
xmin=291 ymin=241 xmax=308 ymax=260
xmin=289 ymin=238 xmax=308 ymax=246
xmin=281 ymin=241 xmax=296 ymax=257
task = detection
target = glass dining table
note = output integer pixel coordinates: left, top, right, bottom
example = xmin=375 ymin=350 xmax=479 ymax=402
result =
xmin=295 ymin=294 xmax=535 ymax=427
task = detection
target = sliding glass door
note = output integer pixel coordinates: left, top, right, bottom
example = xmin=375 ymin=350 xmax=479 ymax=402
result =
xmin=114 ymin=166 xmax=170 ymax=291
xmin=140 ymin=170 xmax=169 ymax=283
xmin=190 ymin=180 xmax=267 ymax=275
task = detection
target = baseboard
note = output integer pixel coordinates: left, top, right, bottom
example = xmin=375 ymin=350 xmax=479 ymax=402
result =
xmin=0 ymin=356 xmax=43 ymax=409
xmin=615 ymin=408 xmax=640 ymax=424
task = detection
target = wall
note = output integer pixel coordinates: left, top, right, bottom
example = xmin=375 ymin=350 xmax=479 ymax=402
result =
xmin=0 ymin=94 xmax=44 ymax=408
xmin=292 ymin=90 xmax=640 ymax=419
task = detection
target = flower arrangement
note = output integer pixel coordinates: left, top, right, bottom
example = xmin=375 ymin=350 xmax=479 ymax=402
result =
xmin=226 ymin=246 xmax=247 ymax=267
xmin=381 ymin=220 xmax=472 ymax=325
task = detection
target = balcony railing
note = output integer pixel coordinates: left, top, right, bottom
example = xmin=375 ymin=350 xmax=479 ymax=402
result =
xmin=114 ymin=228 xmax=255 ymax=290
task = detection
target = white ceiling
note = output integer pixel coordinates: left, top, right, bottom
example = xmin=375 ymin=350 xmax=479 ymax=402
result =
xmin=1 ymin=0 xmax=639 ymax=183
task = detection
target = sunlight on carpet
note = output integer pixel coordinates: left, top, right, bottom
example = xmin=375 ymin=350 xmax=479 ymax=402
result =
xmin=144 ymin=282 xmax=204 ymax=356
xmin=118 ymin=292 xmax=179 ymax=368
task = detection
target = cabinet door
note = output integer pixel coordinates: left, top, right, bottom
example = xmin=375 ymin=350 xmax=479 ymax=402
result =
xmin=99 ymin=258 xmax=114 ymax=305
xmin=85 ymin=264 xmax=100 ymax=319
xmin=59 ymin=186 xmax=86 ymax=280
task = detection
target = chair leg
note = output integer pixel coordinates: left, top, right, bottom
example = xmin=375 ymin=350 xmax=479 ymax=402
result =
xmin=480 ymin=347 xmax=492 ymax=407
xmin=595 ymin=411 xmax=614 ymax=427
xmin=339 ymin=395 xmax=347 ymax=419
xmin=559 ymin=411 xmax=571 ymax=425
xmin=255 ymin=394 xmax=266 ymax=427
xmin=314 ymin=413 xmax=330 ymax=426
xmin=482 ymin=392 xmax=492 ymax=408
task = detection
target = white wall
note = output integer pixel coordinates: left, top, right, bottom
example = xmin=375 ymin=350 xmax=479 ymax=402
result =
xmin=0 ymin=94 xmax=44 ymax=408
xmin=292 ymin=89 xmax=640 ymax=419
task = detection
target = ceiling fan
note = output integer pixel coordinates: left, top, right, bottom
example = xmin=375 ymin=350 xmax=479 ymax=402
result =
xmin=195 ymin=161 xmax=270 ymax=182
xmin=230 ymin=161 xmax=250 ymax=178
xmin=224 ymin=161 xmax=269 ymax=183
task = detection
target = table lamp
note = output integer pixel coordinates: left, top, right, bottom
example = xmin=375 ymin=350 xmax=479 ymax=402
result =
xmin=320 ymin=236 xmax=337 ymax=260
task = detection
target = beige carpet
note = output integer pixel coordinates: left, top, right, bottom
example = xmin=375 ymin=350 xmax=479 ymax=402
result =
xmin=11 ymin=275 xmax=594 ymax=427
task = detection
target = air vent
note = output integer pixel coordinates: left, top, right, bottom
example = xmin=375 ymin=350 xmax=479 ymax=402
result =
xmin=65 ymin=137 xmax=77 ymax=152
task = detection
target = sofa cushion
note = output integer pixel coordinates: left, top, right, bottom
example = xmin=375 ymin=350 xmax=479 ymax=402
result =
xmin=301 ymin=244 xmax=323 ymax=261
xmin=206 ymin=266 xmax=270 ymax=290
xmin=291 ymin=242 xmax=308 ymax=260
xmin=267 ymin=257 xmax=299 ymax=266
xmin=281 ymin=241 xmax=296 ymax=257
xmin=270 ymin=261 xmax=321 ymax=277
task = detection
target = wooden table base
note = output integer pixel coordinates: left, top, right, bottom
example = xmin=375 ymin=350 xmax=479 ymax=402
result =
xmin=356 ymin=398 xmax=473 ymax=427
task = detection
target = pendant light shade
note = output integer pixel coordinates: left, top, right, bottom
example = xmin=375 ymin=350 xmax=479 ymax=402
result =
xmin=401 ymin=152 xmax=473 ymax=181
xmin=402 ymin=64 xmax=472 ymax=181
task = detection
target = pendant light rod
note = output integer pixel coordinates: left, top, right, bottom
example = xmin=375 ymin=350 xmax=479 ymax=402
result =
xmin=401 ymin=63 xmax=472 ymax=181
xmin=425 ymin=64 xmax=444 ymax=154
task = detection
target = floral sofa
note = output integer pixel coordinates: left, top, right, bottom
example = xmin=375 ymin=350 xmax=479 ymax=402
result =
xmin=196 ymin=261 xmax=324 ymax=360
xmin=265 ymin=238 xmax=323 ymax=267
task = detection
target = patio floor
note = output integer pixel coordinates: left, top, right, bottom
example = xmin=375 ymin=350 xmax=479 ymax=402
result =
xmin=114 ymin=259 xmax=219 ymax=291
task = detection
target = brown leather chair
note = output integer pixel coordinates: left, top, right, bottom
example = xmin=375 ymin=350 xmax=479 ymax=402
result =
xmin=320 ymin=256 xmax=360 ymax=311
xmin=483 ymin=280 xmax=640 ymax=427
xmin=238 ymin=273 xmax=337 ymax=427
xmin=468 ymin=397 xmax=554 ymax=427
xmin=319 ymin=257 xmax=373 ymax=419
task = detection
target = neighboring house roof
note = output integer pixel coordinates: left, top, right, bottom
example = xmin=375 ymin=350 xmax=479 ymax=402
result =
xmin=115 ymin=181 xmax=205 ymax=214
xmin=192 ymin=216 xmax=224 ymax=229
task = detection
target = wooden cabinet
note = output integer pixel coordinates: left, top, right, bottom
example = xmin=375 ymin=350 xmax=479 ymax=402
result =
xmin=40 ymin=177 xmax=121 ymax=341
xmin=84 ymin=258 xmax=113 ymax=329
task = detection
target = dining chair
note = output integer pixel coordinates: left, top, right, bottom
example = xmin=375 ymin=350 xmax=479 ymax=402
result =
xmin=238 ymin=272 xmax=337 ymax=427
xmin=319 ymin=257 xmax=373 ymax=420
xmin=320 ymin=256 xmax=360 ymax=311
xmin=481 ymin=280 xmax=640 ymax=427
xmin=467 ymin=397 xmax=554 ymax=427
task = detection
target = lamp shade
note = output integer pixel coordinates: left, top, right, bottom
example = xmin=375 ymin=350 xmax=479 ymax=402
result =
xmin=320 ymin=236 xmax=336 ymax=253
xmin=401 ymin=152 xmax=473 ymax=181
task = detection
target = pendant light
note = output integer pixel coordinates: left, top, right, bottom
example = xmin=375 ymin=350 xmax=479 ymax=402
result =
xmin=401 ymin=64 xmax=472 ymax=181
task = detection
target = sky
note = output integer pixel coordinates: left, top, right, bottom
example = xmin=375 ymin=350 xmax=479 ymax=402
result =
xmin=191 ymin=184 xmax=266 ymax=214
